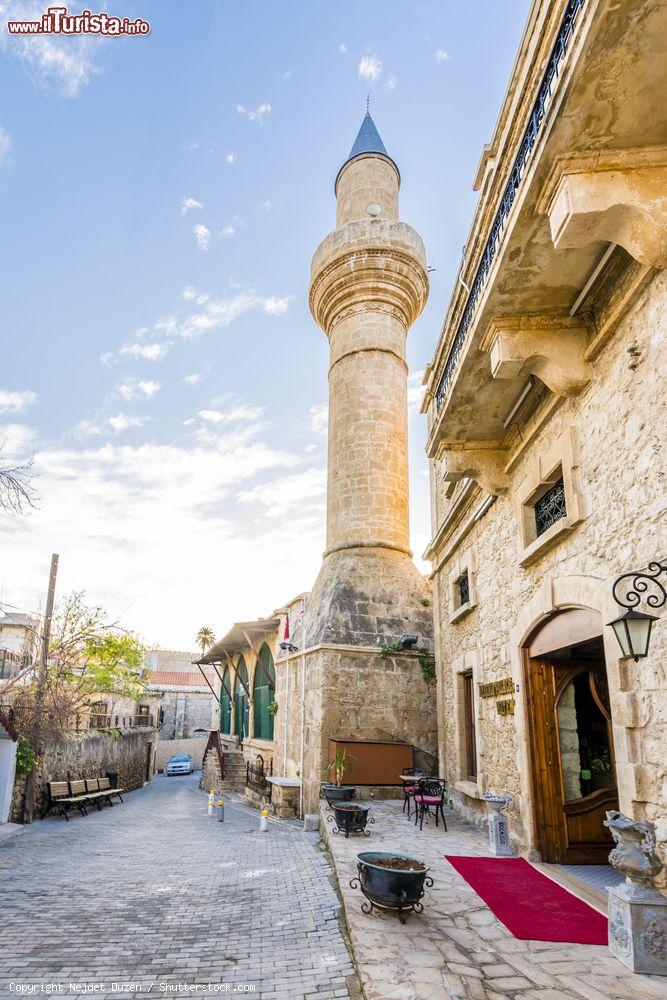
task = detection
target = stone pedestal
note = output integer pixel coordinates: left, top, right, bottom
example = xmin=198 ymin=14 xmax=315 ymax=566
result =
xmin=607 ymin=882 xmax=667 ymax=976
xmin=488 ymin=811 xmax=513 ymax=856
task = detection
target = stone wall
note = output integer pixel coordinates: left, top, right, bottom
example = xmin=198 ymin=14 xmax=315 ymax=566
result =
xmin=10 ymin=727 xmax=155 ymax=822
xmin=430 ymin=272 xmax=667 ymax=863
xmin=156 ymin=690 xmax=213 ymax=741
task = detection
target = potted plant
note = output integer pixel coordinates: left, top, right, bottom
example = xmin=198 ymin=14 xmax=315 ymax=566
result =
xmin=350 ymin=852 xmax=434 ymax=923
xmin=323 ymin=747 xmax=356 ymax=802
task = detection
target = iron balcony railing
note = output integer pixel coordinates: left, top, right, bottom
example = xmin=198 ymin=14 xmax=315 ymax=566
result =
xmin=435 ymin=0 xmax=586 ymax=411
xmin=246 ymin=754 xmax=273 ymax=800
xmin=87 ymin=712 xmax=154 ymax=730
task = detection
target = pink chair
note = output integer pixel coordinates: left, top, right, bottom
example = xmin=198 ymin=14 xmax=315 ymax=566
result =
xmin=402 ymin=778 xmax=417 ymax=816
xmin=413 ymin=778 xmax=447 ymax=831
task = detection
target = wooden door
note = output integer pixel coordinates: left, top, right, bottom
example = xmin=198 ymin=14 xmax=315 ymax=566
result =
xmin=525 ymin=656 xmax=618 ymax=863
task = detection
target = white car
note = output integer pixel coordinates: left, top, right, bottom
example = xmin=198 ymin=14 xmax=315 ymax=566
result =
xmin=165 ymin=754 xmax=194 ymax=776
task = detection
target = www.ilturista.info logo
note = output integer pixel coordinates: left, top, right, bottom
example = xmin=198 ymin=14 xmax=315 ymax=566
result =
xmin=6 ymin=6 xmax=150 ymax=35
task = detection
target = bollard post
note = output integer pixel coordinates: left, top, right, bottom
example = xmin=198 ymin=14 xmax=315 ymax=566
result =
xmin=260 ymin=807 xmax=269 ymax=832
xmin=217 ymin=799 xmax=224 ymax=823
xmin=208 ymin=790 xmax=215 ymax=816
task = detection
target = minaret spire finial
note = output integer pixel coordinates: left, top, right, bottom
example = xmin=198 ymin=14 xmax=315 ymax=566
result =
xmin=366 ymin=93 xmax=370 ymax=113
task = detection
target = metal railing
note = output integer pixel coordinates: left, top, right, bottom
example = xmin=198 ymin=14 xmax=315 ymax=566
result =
xmin=86 ymin=713 xmax=154 ymax=730
xmin=246 ymin=753 xmax=273 ymax=800
xmin=435 ymin=0 xmax=586 ymax=411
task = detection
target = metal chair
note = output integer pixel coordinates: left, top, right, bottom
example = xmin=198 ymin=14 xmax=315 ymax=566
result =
xmin=413 ymin=778 xmax=447 ymax=831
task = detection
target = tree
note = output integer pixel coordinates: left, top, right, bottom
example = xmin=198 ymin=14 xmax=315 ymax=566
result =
xmin=3 ymin=592 xmax=144 ymax=743
xmin=0 ymin=447 xmax=36 ymax=514
xmin=196 ymin=626 xmax=215 ymax=656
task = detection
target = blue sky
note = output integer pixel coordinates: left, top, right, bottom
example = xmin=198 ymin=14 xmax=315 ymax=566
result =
xmin=0 ymin=0 xmax=529 ymax=649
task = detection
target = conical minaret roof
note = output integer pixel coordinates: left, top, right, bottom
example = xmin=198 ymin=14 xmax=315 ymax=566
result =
xmin=335 ymin=110 xmax=400 ymax=191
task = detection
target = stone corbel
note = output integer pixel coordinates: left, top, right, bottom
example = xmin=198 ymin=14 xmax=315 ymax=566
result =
xmin=443 ymin=447 xmax=509 ymax=495
xmin=482 ymin=315 xmax=592 ymax=397
xmin=537 ymin=148 xmax=667 ymax=268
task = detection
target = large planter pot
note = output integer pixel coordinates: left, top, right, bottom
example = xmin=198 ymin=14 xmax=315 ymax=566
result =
xmin=323 ymin=785 xmax=355 ymax=804
xmin=328 ymin=802 xmax=374 ymax=838
xmin=350 ymin=851 xmax=433 ymax=923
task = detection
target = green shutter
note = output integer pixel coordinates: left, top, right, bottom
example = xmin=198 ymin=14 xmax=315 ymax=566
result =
xmin=252 ymin=644 xmax=276 ymax=740
xmin=220 ymin=667 xmax=231 ymax=734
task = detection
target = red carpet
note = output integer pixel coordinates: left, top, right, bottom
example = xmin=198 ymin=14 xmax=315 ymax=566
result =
xmin=445 ymin=856 xmax=608 ymax=944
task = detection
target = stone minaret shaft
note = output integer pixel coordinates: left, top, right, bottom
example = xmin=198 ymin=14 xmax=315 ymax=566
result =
xmin=309 ymin=113 xmax=429 ymax=560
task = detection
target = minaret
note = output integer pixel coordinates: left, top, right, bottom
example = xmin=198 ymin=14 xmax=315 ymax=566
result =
xmin=307 ymin=111 xmax=433 ymax=646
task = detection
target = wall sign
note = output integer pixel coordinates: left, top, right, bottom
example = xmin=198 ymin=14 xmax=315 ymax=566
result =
xmin=479 ymin=677 xmax=514 ymax=698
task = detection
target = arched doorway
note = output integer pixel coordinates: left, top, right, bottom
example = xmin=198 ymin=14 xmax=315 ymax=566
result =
xmin=524 ymin=607 xmax=618 ymax=863
xmin=220 ymin=666 xmax=232 ymax=734
xmin=234 ymin=657 xmax=250 ymax=741
xmin=253 ymin=643 xmax=276 ymax=740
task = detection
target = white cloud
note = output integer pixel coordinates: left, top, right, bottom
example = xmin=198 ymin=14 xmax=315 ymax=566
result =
xmin=358 ymin=55 xmax=382 ymax=81
xmin=0 ymin=125 xmax=12 ymax=164
xmin=237 ymin=467 xmax=326 ymax=519
xmin=179 ymin=291 xmax=288 ymax=339
xmin=261 ymin=200 xmax=272 ymax=212
xmin=219 ymin=224 xmax=235 ymax=239
xmin=435 ymin=49 xmax=450 ymax=62
xmin=224 ymin=153 xmax=235 ymax=164
xmin=236 ymin=102 xmax=271 ymax=123
xmin=408 ymin=369 xmax=425 ymax=412
xmin=0 ymin=422 xmax=38 ymax=458
xmin=182 ymin=287 xmax=209 ymax=305
xmin=118 ymin=342 xmax=171 ymax=362
xmin=108 ymin=413 xmax=148 ymax=433
xmin=262 ymin=297 xmax=290 ymax=316
xmin=385 ymin=74 xmax=397 ymax=91
xmin=72 ymin=419 xmax=102 ymax=440
xmin=180 ymin=196 xmax=204 ymax=216
xmin=193 ymin=224 xmax=211 ymax=250
xmin=0 ymin=389 xmax=38 ymax=415
xmin=117 ymin=378 xmax=161 ymax=401
xmin=0 ymin=2 xmax=101 ymax=97
xmin=183 ymin=374 xmax=202 ymax=386
xmin=100 ymin=352 xmax=114 ymax=365
xmin=339 ymin=43 xmax=348 ymax=54
xmin=308 ymin=403 xmax=328 ymax=437
xmin=198 ymin=405 xmax=265 ymax=426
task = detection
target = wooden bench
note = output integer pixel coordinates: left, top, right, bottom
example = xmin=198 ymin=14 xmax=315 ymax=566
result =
xmin=45 ymin=780 xmax=90 ymax=820
xmin=45 ymin=776 xmax=126 ymax=819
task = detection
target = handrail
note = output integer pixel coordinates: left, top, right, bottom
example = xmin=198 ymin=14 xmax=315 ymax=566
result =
xmin=203 ymin=729 xmax=225 ymax=781
xmin=435 ymin=0 xmax=586 ymax=411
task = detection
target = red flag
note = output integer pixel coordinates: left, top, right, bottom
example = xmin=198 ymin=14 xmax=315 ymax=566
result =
xmin=283 ymin=613 xmax=290 ymax=640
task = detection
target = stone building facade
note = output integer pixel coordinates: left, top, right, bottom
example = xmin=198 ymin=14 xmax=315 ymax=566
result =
xmin=199 ymin=113 xmax=438 ymax=814
xmin=422 ymin=0 xmax=666 ymax=873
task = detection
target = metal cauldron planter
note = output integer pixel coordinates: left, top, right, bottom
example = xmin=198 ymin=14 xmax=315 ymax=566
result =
xmin=327 ymin=802 xmax=374 ymax=838
xmin=323 ymin=784 xmax=356 ymax=806
xmin=350 ymin=851 xmax=434 ymax=924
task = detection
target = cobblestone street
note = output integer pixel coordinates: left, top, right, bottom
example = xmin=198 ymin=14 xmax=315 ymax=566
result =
xmin=323 ymin=799 xmax=666 ymax=1000
xmin=0 ymin=775 xmax=359 ymax=999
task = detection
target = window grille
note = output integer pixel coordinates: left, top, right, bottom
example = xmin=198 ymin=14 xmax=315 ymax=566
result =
xmin=458 ymin=573 xmax=470 ymax=607
xmin=534 ymin=478 xmax=566 ymax=537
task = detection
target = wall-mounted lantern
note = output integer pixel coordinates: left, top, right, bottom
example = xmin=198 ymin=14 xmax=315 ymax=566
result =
xmin=607 ymin=561 xmax=666 ymax=661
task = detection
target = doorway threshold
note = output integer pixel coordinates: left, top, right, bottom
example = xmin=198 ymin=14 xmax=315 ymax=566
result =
xmin=531 ymin=862 xmax=623 ymax=915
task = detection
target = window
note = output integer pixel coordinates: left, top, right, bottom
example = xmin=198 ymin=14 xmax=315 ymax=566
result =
xmin=462 ymin=672 xmax=477 ymax=780
xmin=253 ymin=643 xmax=276 ymax=740
xmin=534 ymin=478 xmax=566 ymax=537
xmin=448 ymin=550 xmax=477 ymax=623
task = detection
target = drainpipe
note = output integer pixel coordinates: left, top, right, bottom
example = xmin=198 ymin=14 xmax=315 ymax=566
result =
xmin=299 ymin=598 xmax=307 ymax=819
xmin=282 ymin=647 xmax=289 ymax=775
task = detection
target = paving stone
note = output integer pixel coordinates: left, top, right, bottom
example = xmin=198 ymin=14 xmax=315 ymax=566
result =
xmin=0 ymin=775 xmax=360 ymax=997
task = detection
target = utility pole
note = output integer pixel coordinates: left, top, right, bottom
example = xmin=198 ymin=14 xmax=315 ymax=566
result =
xmin=23 ymin=553 xmax=58 ymax=824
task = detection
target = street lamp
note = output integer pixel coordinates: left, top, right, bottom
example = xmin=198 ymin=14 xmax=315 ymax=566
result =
xmin=607 ymin=561 xmax=666 ymax=661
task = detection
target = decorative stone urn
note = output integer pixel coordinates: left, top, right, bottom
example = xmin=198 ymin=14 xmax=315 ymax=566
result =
xmin=604 ymin=810 xmax=667 ymax=976
xmin=482 ymin=794 xmax=514 ymax=857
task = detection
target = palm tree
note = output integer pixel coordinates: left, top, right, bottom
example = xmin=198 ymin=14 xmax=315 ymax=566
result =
xmin=196 ymin=626 xmax=215 ymax=656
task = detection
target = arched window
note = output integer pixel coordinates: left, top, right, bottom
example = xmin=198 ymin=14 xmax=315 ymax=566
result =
xmin=253 ymin=643 xmax=276 ymax=740
xmin=234 ymin=657 xmax=249 ymax=740
xmin=220 ymin=666 xmax=231 ymax=734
